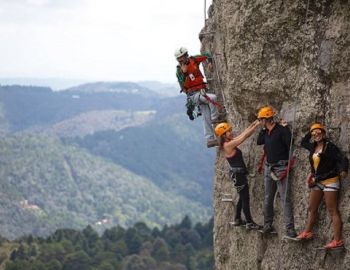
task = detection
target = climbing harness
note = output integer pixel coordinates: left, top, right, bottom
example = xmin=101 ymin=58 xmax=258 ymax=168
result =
xmin=229 ymin=167 xmax=247 ymax=192
xmin=185 ymin=97 xmax=202 ymax=120
xmin=267 ymin=156 xmax=296 ymax=181
xmin=186 ymin=97 xmax=196 ymax=120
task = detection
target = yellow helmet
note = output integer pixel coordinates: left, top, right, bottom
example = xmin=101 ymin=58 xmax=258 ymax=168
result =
xmin=215 ymin=122 xmax=232 ymax=137
xmin=257 ymin=106 xmax=275 ymax=119
xmin=310 ymin=123 xmax=325 ymax=133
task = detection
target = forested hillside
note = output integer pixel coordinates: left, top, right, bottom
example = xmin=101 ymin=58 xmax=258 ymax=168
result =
xmin=68 ymin=113 xmax=214 ymax=206
xmin=0 ymin=82 xmax=215 ymax=238
xmin=0 ymin=134 xmax=210 ymax=239
xmin=0 ymin=84 xmax=157 ymax=132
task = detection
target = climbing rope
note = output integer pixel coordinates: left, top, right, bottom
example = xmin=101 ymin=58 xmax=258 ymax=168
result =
xmin=204 ymin=0 xmax=207 ymax=25
xmin=211 ymin=54 xmax=227 ymax=106
xmin=277 ymin=0 xmax=311 ymax=267
xmin=283 ymin=0 xmax=311 ymax=214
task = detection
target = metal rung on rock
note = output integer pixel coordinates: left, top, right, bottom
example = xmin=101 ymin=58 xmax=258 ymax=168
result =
xmin=199 ymin=31 xmax=215 ymax=40
xmin=221 ymin=198 xmax=233 ymax=202
xmin=199 ymin=31 xmax=215 ymax=36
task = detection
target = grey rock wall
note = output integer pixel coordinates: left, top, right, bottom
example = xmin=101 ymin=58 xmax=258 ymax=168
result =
xmin=201 ymin=0 xmax=350 ymax=269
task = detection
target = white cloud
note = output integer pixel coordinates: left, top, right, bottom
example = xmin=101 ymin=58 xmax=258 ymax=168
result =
xmin=0 ymin=0 xmax=213 ymax=83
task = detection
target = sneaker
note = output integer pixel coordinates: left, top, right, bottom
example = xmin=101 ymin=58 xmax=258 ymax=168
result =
xmin=286 ymin=228 xmax=297 ymax=238
xmin=296 ymin=231 xmax=313 ymax=240
xmin=324 ymin=239 xmax=344 ymax=249
xmin=207 ymin=139 xmax=219 ymax=148
xmin=246 ymin=222 xmax=263 ymax=230
xmin=262 ymin=224 xmax=276 ymax=234
xmin=232 ymin=218 xmax=246 ymax=226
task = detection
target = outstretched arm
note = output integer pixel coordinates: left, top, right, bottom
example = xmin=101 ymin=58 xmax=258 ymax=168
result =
xmin=224 ymin=120 xmax=260 ymax=152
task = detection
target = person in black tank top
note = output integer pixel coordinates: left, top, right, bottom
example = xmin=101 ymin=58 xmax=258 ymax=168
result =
xmin=215 ymin=121 xmax=262 ymax=230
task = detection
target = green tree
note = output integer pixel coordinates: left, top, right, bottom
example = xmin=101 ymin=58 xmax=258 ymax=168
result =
xmin=46 ymin=259 xmax=63 ymax=270
xmin=114 ymin=240 xmax=128 ymax=257
xmin=178 ymin=216 xmax=192 ymax=230
xmin=29 ymin=260 xmax=46 ymax=270
xmin=62 ymin=251 xmax=92 ymax=270
xmin=151 ymin=238 xmax=169 ymax=261
xmin=97 ymin=261 xmax=114 ymax=270
xmin=195 ymin=252 xmax=214 ymax=270
xmin=15 ymin=244 xmax=27 ymax=260
xmin=102 ymin=226 xmax=125 ymax=242
xmin=39 ymin=243 xmax=65 ymax=262
xmin=122 ymin=255 xmax=156 ymax=270
xmin=5 ymin=260 xmax=31 ymax=270
xmin=125 ymin=228 xmax=142 ymax=254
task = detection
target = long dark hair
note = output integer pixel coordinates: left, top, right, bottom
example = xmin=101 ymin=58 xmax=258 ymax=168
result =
xmin=218 ymin=135 xmax=227 ymax=150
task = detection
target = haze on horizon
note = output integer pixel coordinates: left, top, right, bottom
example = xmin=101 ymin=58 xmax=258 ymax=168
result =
xmin=0 ymin=0 xmax=212 ymax=86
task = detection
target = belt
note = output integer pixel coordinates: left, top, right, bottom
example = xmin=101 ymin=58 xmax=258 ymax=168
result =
xmin=186 ymin=89 xmax=201 ymax=96
xmin=230 ymin=167 xmax=247 ymax=175
xmin=266 ymin=160 xmax=289 ymax=167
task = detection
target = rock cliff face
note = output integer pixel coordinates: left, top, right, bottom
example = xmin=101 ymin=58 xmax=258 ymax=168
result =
xmin=201 ymin=0 xmax=350 ymax=269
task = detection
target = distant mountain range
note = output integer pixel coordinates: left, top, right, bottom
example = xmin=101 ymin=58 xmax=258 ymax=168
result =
xmin=0 ymin=78 xmax=179 ymax=96
xmin=0 ymin=82 xmax=214 ymax=239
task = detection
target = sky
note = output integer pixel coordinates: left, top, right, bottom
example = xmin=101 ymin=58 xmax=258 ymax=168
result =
xmin=0 ymin=0 xmax=213 ymax=84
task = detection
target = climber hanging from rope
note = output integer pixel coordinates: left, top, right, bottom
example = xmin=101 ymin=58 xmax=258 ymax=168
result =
xmin=175 ymin=46 xmax=225 ymax=148
xmin=256 ymin=105 xmax=297 ymax=238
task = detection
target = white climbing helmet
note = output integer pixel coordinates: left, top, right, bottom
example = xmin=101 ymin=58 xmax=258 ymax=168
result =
xmin=174 ymin=47 xmax=188 ymax=59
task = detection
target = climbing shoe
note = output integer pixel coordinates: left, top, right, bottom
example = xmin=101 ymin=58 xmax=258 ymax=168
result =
xmin=286 ymin=228 xmax=297 ymax=238
xmin=296 ymin=231 xmax=313 ymax=240
xmin=324 ymin=239 xmax=344 ymax=249
xmin=262 ymin=224 xmax=276 ymax=234
xmin=246 ymin=222 xmax=263 ymax=230
xmin=207 ymin=139 xmax=219 ymax=148
xmin=232 ymin=218 xmax=246 ymax=226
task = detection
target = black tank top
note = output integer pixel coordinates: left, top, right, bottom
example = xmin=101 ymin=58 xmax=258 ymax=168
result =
xmin=226 ymin=148 xmax=247 ymax=170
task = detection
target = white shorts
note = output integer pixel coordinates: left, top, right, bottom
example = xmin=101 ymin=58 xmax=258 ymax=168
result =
xmin=312 ymin=181 xmax=340 ymax=192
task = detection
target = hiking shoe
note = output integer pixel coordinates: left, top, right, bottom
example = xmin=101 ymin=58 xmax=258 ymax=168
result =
xmin=296 ymin=231 xmax=313 ymax=240
xmin=232 ymin=218 xmax=246 ymax=226
xmin=211 ymin=113 xmax=227 ymax=124
xmin=286 ymin=228 xmax=297 ymax=238
xmin=262 ymin=224 xmax=276 ymax=234
xmin=324 ymin=239 xmax=344 ymax=249
xmin=246 ymin=222 xmax=263 ymax=230
xmin=211 ymin=118 xmax=226 ymax=124
xmin=207 ymin=139 xmax=219 ymax=148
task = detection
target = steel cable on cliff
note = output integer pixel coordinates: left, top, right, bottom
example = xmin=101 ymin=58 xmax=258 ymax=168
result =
xmin=278 ymin=0 xmax=311 ymax=268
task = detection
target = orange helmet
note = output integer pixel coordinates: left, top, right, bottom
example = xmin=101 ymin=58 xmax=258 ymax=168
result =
xmin=215 ymin=122 xmax=232 ymax=137
xmin=257 ymin=106 xmax=275 ymax=119
xmin=310 ymin=123 xmax=325 ymax=133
